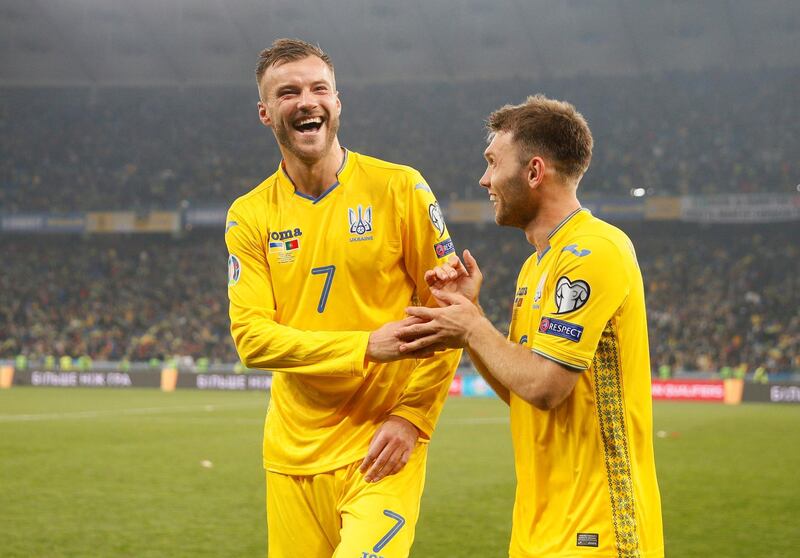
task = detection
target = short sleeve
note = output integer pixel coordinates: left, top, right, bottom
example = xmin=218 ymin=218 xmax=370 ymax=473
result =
xmin=531 ymin=236 xmax=630 ymax=370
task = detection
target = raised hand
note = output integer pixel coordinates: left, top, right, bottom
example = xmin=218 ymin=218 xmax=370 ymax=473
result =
xmin=397 ymin=289 xmax=484 ymax=353
xmin=424 ymin=249 xmax=483 ymax=305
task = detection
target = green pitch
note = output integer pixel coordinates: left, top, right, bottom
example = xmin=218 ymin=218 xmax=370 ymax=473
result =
xmin=1 ymin=389 xmax=798 ymax=557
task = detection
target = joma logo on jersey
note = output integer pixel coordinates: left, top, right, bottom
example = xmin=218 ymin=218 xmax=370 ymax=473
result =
xmin=270 ymin=228 xmax=302 ymax=241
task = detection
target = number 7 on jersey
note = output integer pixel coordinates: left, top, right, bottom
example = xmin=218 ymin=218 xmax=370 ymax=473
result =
xmin=311 ymin=265 xmax=336 ymax=313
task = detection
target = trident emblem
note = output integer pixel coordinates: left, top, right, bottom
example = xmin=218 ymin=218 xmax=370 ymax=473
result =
xmin=348 ymin=205 xmax=373 ymax=235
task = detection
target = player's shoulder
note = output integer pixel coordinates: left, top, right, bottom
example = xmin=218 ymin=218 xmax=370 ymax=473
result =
xmin=568 ymin=213 xmax=637 ymax=265
xmin=350 ymin=151 xmax=423 ymax=183
xmin=227 ymin=172 xmax=280 ymax=217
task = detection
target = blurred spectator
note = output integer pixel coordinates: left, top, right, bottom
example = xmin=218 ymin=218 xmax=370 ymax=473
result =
xmin=1 ymin=68 xmax=798 ymax=213
xmin=0 ymin=223 xmax=797 ymax=373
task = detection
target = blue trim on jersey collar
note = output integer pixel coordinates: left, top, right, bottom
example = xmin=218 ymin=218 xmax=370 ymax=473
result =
xmin=548 ymin=207 xmax=586 ymax=239
xmin=536 ymin=246 xmax=551 ymax=263
xmin=283 ymin=149 xmax=349 ymax=204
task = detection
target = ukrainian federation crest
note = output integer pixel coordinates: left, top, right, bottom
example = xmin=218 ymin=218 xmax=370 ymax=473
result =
xmin=554 ymin=276 xmax=590 ymax=313
xmin=428 ymin=202 xmax=446 ymax=238
xmin=348 ymin=205 xmax=374 ymax=242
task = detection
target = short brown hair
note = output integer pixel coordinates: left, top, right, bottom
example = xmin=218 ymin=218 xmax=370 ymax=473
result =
xmin=487 ymin=94 xmax=593 ymax=179
xmin=255 ymin=38 xmax=334 ymax=86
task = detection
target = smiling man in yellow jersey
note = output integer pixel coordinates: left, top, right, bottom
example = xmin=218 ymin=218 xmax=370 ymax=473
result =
xmin=224 ymin=39 xmax=461 ymax=558
xmin=397 ymin=96 xmax=664 ymax=557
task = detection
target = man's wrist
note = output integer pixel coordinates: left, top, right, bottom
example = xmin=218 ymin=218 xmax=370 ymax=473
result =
xmin=464 ymin=315 xmax=492 ymax=349
xmin=365 ymin=332 xmax=377 ymax=363
xmin=388 ymin=414 xmax=422 ymax=436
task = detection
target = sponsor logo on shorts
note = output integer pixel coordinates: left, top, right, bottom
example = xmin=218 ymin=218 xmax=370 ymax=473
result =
xmin=538 ymin=317 xmax=584 ymax=342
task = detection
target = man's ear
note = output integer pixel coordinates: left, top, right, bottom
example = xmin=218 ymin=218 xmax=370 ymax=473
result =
xmin=258 ymin=100 xmax=272 ymax=128
xmin=527 ymin=156 xmax=545 ymax=188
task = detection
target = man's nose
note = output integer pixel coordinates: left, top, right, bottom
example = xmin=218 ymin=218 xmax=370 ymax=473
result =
xmin=479 ymin=168 xmax=491 ymax=189
xmin=297 ymin=89 xmax=317 ymax=110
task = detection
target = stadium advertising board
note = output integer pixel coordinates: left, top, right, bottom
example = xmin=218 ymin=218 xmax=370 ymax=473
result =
xmin=448 ymin=375 xmax=498 ymax=397
xmin=742 ymin=383 xmax=800 ymax=404
xmin=582 ymin=197 xmax=645 ymax=221
xmin=186 ymin=208 xmax=227 ymax=227
xmin=461 ymin=375 xmax=497 ymax=397
xmin=13 ymin=370 xmax=161 ymax=388
xmin=86 ymin=211 xmax=179 ymax=233
xmin=449 ymin=375 xmax=463 ymax=396
xmin=645 ymin=197 xmax=682 ymax=220
xmin=651 ymin=379 xmax=725 ymax=402
xmin=176 ymin=372 xmax=273 ymax=391
xmin=681 ymin=194 xmax=800 ymax=223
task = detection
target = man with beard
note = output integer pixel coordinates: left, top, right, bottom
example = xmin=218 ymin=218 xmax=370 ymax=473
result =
xmin=397 ymin=95 xmax=664 ymax=557
xmin=224 ymin=39 xmax=461 ymax=558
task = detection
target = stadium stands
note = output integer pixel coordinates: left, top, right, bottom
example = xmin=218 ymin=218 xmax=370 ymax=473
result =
xmin=1 ymin=223 xmax=797 ymax=373
xmin=2 ymin=68 xmax=798 ymax=212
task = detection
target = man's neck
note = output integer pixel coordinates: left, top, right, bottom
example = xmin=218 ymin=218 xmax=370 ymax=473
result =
xmin=282 ymin=142 xmax=345 ymax=199
xmin=523 ymin=195 xmax=581 ymax=254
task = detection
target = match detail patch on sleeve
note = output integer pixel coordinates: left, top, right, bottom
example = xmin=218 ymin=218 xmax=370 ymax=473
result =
xmin=434 ymin=237 xmax=455 ymax=258
xmin=228 ymin=254 xmax=241 ymax=286
xmin=538 ymin=317 xmax=583 ymax=342
xmin=428 ymin=202 xmax=446 ymax=238
xmin=555 ymin=276 xmax=590 ymax=313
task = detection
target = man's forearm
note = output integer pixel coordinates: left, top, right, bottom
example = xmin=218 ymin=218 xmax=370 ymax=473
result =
xmin=466 ymin=345 xmax=510 ymax=405
xmin=465 ymin=317 xmax=532 ymax=403
xmin=465 ymin=317 xmax=580 ymax=410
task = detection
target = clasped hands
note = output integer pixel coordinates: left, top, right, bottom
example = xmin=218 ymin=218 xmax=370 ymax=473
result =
xmin=366 ymin=249 xmax=485 ymax=362
xmin=360 ymin=250 xmax=484 ymax=483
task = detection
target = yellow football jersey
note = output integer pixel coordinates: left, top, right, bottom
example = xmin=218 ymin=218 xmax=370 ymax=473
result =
xmin=508 ymin=209 xmax=663 ymax=558
xmin=225 ymin=149 xmax=461 ymax=475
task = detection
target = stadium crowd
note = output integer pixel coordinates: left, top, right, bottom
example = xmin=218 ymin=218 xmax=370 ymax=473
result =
xmin=2 ymin=67 xmax=798 ymax=213
xmin=1 ymin=223 xmax=797 ymax=374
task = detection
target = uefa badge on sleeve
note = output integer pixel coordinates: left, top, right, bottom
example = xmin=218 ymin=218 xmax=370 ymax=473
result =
xmin=428 ymin=202 xmax=446 ymax=238
xmin=228 ymin=255 xmax=241 ymax=286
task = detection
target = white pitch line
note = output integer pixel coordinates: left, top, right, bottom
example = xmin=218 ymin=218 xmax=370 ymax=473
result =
xmin=0 ymin=402 xmax=264 ymax=423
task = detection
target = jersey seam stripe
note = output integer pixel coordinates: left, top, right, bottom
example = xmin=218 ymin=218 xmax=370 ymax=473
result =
xmin=547 ymin=207 xmax=586 ymax=239
xmin=593 ymin=320 xmax=641 ymax=557
xmin=531 ymin=348 xmax=586 ymax=371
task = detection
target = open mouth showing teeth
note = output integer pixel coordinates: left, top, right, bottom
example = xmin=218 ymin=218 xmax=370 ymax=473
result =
xmin=294 ymin=117 xmax=323 ymax=133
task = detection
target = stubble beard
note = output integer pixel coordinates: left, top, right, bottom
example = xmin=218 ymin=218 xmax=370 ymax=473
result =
xmin=496 ymin=174 xmax=534 ymax=230
xmin=274 ymin=112 xmax=340 ymax=165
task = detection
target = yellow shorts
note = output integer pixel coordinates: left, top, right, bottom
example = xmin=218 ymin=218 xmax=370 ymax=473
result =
xmin=266 ymin=442 xmax=428 ymax=558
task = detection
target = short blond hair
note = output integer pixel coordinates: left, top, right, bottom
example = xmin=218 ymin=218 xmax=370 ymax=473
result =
xmin=255 ymin=38 xmax=334 ymax=86
xmin=487 ymin=95 xmax=593 ymax=179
